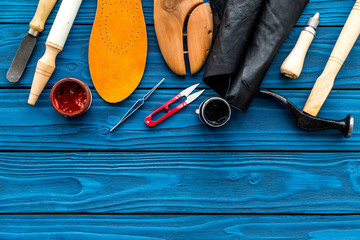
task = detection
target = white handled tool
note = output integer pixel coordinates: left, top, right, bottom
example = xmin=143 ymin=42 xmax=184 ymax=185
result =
xmin=303 ymin=0 xmax=360 ymax=116
xmin=28 ymin=0 xmax=83 ymax=105
xmin=281 ymin=13 xmax=320 ymax=79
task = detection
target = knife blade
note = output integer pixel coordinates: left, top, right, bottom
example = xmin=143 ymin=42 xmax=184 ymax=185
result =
xmin=7 ymin=35 xmax=37 ymax=83
xmin=7 ymin=0 xmax=57 ymax=83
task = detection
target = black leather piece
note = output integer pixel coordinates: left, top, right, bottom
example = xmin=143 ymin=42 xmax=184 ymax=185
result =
xmin=209 ymin=0 xmax=230 ymax=38
xmin=205 ymin=0 xmax=264 ymax=97
xmin=205 ymin=0 xmax=309 ymax=112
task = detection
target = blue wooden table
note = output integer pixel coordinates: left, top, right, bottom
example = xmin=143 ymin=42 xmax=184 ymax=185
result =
xmin=1 ymin=0 xmax=360 ymax=239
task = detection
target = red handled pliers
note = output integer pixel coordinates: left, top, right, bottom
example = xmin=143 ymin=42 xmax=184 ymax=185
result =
xmin=145 ymin=83 xmax=205 ymax=127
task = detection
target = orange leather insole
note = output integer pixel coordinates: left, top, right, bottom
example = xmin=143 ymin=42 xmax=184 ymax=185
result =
xmin=89 ymin=0 xmax=147 ymax=103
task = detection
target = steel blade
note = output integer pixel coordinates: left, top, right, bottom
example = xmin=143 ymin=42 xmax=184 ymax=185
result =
xmin=179 ymin=83 xmax=200 ymax=97
xmin=7 ymin=34 xmax=37 ymax=83
xmin=185 ymin=90 xmax=205 ymax=105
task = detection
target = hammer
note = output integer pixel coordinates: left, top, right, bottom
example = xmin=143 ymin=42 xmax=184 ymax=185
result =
xmin=261 ymin=90 xmax=354 ymax=138
xmin=303 ymin=0 xmax=360 ymax=116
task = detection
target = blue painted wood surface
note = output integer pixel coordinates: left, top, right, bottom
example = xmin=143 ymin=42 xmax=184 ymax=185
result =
xmin=1 ymin=25 xmax=360 ymax=89
xmin=0 ymin=89 xmax=358 ymax=151
xmin=0 ymin=152 xmax=360 ymax=213
xmin=1 ymin=215 xmax=360 ymax=240
xmin=1 ymin=0 xmax=360 ymax=238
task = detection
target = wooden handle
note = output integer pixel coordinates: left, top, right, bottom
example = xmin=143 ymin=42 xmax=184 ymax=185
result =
xmin=29 ymin=0 xmax=57 ymax=35
xmin=47 ymin=0 xmax=82 ymax=48
xmin=281 ymin=30 xmax=314 ymax=79
xmin=28 ymin=0 xmax=82 ymax=105
xmin=303 ymin=0 xmax=360 ymax=116
xmin=28 ymin=42 xmax=62 ymax=105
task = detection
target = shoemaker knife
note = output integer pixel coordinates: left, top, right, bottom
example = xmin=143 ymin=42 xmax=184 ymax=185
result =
xmin=7 ymin=0 xmax=57 ymax=83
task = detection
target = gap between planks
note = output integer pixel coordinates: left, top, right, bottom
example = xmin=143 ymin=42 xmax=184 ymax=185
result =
xmin=1 ymin=213 xmax=360 ymax=216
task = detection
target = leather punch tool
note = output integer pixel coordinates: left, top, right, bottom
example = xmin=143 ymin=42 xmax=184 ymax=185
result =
xmin=145 ymin=83 xmax=205 ymax=127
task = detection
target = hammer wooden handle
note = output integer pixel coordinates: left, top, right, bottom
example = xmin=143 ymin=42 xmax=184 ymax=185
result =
xmin=29 ymin=0 xmax=57 ymax=35
xmin=303 ymin=0 xmax=360 ymax=116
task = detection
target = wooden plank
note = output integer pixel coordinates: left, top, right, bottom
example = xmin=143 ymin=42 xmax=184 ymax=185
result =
xmin=0 ymin=152 xmax=360 ymax=213
xmin=1 ymin=24 xmax=206 ymax=89
xmin=0 ymin=89 xmax=357 ymax=151
xmin=1 ymin=0 xmax=357 ymax=26
xmin=1 ymin=215 xmax=360 ymax=239
xmin=1 ymin=24 xmax=360 ymax=89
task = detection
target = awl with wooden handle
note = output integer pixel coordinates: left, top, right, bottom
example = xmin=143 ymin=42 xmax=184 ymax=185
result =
xmin=28 ymin=0 xmax=82 ymax=105
xmin=7 ymin=0 xmax=57 ymax=83
xmin=303 ymin=0 xmax=360 ymax=116
xmin=281 ymin=13 xmax=320 ymax=79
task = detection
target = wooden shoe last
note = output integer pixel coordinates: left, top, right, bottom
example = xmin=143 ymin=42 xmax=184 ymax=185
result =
xmin=154 ymin=0 xmax=213 ymax=75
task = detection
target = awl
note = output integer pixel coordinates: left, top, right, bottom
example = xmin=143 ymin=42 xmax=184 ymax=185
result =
xmin=28 ymin=0 xmax=83 ymax=105
xmin=281 ymin=13 xmax=320 ymax=79
xmin=7 ymin=0 xmax=57 ymax=83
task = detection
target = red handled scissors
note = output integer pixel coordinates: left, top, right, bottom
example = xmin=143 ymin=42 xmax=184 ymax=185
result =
xmin=145 ymin=83 xmax=205 ymax=127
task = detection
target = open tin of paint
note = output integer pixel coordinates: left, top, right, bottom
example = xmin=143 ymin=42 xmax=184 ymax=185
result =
xmin=196 ymin=97 xmax=231 ymax=127
xmin=50 ymin=78 xmax=92 ymax=118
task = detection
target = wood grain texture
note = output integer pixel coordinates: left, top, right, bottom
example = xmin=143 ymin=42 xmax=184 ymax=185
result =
xmin=154 ymin=0 xmax=203 ymax=75
xmin=1 ymin=0 xmax=358 ymax=26
xmin=303 ymin=0 xmax=360 ymax=116
xmin=187 ymin=3 xmax=213 ymax=74
xmin=1 ymin=215 xmax=360 ymax=239
xmin=1 ymin=89 xmax=358 ymax=151
xmin=28 ymin=42 xmax=62 ymax=105
xmin=28 ymin=0 xmax=57 ymax=33
xmin=1 ymin=25 xmax=359 ymax=89
xmin=1 ymin=152 xmax=360 ymax=213
xmin=1 ymin=0 xmax=360 ymax=237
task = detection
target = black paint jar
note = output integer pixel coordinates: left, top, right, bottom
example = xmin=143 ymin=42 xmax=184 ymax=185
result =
xmin=197 ymin=97 xmax=231 ymax=127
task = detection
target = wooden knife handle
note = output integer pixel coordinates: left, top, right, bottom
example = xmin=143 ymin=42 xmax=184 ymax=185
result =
xmin=29 ymin=0 xmax=57 ymax=36
xmin=303 ymin=0 xmax=360 ymax=116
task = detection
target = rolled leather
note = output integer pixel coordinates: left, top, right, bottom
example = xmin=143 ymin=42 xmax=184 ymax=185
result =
xmin=204 ymin=0 xmax=309 ymax=112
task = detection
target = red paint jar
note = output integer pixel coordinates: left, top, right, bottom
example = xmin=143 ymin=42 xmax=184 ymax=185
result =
xmin=50 ymin=78 xmax=92 ymax=118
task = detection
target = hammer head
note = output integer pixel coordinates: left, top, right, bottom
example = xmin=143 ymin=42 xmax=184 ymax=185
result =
xmin=288 ymin=102 xmax=353 ymax=138
xmin=260 ymin=90 xmax=354 ymax=138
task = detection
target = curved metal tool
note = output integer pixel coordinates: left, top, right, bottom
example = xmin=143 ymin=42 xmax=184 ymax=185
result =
xmin=260 ymin=90 xmax=354 ymax=138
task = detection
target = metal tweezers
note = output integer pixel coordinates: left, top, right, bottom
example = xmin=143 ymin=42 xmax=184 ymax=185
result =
xmin=110 ymin=78 xmax=165 ymax=132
